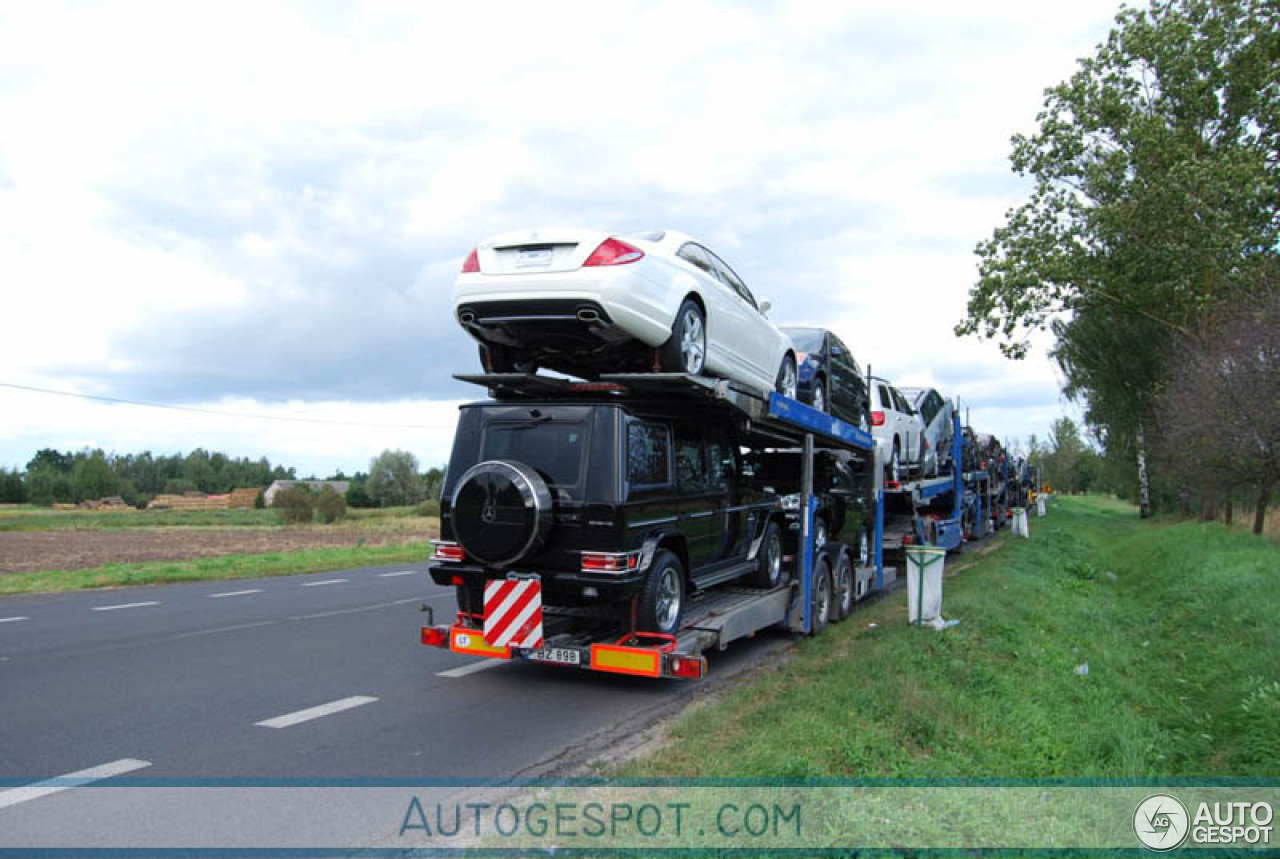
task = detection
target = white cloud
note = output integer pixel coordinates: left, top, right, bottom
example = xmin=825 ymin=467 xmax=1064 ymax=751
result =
xmin=0 ymin=0 xmax=1121 ymax=471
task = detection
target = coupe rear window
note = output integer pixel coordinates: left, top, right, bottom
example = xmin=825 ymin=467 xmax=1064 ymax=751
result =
xmin=482 ymin=422 xmax=587 ymax=487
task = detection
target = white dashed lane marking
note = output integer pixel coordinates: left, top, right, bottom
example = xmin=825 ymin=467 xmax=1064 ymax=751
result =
xmin=0 ymin=759 xmax=152 ymax=811
xmin=377 ymin=570 xmax=418 ymax=578
xmin=255 ymin=696 xmax=379 ymax=729
xmin=92 ymin=601 xmax=160 ymax=612
xmin=437 ymin=659 xmax=505 ymax=678
xmin=209 ymin=589 xmax=263 ymax=598
xmin=300 ymin=579 xmax=347 ymax=588
xmin=0 ymin=616 xmax=30 ymax=624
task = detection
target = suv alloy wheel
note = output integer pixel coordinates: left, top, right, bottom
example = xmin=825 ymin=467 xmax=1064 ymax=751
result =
xmin=638 ymin=549 xmax=685 ymax=635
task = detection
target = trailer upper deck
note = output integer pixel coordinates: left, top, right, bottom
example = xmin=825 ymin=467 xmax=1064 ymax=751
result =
xmin=453 ymin=372 xmax=875 ymax=458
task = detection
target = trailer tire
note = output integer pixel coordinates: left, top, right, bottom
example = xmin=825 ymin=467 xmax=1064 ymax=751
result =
xmin=751 ymin=520 xmax=786 ymax=589
xmin=637 ymin=549 xmax=685 ymax=636
xmin=831 ymin=546 xmax=854 ymax=621
xmin=813 ymin=515 xmax=829 ymax=552
xmin=810 ymin=554 xmax=832 ymax=636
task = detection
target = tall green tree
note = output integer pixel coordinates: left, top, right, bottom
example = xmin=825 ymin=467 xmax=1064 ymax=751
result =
xmin=366 ymin=450 xmax=425 ymax=508
xmin=957 ymin=0 xmax=1280 ymax=516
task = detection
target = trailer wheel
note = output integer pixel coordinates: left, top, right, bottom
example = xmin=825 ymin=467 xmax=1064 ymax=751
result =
xmin=857 ymin=527 xmax=871 ymax=568
xmin=813 ymin=515 xmax=828 ymax=552
xmin=751 ymin=520 xmax=786 ymax=588
xmin=831 ymin=547 xmax=854 ymax=622
xmin=638 ymin=550 xmax=685 ymax=635
xmin=810 ymin=554 xmax=832 ymax=636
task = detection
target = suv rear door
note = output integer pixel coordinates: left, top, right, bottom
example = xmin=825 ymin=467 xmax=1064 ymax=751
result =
xmin=673 ymin=423 xmax=729 ymax=572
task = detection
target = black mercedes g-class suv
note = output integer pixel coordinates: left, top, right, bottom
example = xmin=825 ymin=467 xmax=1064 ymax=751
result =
xmin=429 ymin=398 xmax=787 ymax=636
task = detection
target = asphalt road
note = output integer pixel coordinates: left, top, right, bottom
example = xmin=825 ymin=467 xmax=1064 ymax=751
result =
xmin=0 ymin=564 xmax=788 ymax=787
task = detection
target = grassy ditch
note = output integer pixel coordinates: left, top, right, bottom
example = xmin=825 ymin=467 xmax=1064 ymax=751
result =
xmin=0 ymin=543 xmax=433 ymax=595
xmin=623 ymin=495 xmax=1279 ymax=778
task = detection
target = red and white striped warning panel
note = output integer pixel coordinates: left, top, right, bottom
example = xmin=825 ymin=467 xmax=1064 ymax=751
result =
xmin=483 ymin=578 xmax=544 ymax=649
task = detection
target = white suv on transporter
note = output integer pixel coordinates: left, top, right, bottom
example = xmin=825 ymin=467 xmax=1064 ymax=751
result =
xmin=453 ymin=228 xmax=798 ymax=397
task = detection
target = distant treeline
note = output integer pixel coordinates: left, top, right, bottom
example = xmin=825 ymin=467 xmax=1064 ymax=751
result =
xmin=0 ymin=448 xmax=444 ymax=510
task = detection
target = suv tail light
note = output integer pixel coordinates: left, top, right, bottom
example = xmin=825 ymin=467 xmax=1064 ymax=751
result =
xmin=582 ymin=551 xmax=641 ymax=573
xmin=870 ymin=411 xmax=885 ymax=426
xmin=461 ymin=249 xmax=480 ymax=273
xmin=432 ymin=540 xmax=465 ymax=562
xmin=583 ymin=238 xmax=643 ymax=267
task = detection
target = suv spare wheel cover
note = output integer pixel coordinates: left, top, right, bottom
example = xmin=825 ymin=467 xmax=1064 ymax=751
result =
xmin=451 ymin=460 xmax=553 ymax=566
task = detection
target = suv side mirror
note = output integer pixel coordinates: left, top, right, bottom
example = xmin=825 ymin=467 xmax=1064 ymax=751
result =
xmin=758 ymin=298 xmax=772 ymax=315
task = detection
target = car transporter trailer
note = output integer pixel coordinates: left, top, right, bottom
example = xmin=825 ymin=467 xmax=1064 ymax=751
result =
xmin=420 ymin=372 xmax=1004 ymax=679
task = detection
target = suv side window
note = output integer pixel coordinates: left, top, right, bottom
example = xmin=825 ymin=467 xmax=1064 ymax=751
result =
xmin=674 ymin=428 xmax=707 ymax=490
xmin=706 ymin=432 xmax=737 ymax=489
xmin=627 ymin=420 xmax=671 ymax=488
xmin=918 ymin=392 xmax=938 ymax=424
xmin=877 ymin=384 xmax=893 ymax=411
xmin=891 ymin=388 xmax=913 ymax=415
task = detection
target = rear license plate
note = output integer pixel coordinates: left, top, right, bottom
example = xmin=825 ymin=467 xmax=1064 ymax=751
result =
xmin=516 ymin=247 xmax=553 ymax=268
xmin=525 ymin=646 xmax=580 ymax=665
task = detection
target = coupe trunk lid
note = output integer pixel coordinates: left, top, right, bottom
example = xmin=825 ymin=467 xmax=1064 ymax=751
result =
xmin=478 ymin=228 xmax=611 ymax=275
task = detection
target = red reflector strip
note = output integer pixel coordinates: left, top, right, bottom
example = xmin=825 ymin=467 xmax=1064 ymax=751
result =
xmin=590 ymin=643 xmax=661 ymax=677
xmin=569 ymin=382 xmax=628 ymax=393
xmin=450 ymin=626 xmax=510 ymax=659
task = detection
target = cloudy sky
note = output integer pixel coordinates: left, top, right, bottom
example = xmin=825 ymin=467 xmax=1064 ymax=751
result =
xmin=0 ymin=1 xmax=1117 ymax=476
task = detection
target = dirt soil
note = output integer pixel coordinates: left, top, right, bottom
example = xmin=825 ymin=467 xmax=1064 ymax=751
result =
xmin=0 ymin=526 xmax=438 ymax=574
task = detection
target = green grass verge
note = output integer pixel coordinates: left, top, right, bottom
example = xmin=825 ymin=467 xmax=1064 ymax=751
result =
xmin=0 ymin=543 xmax=434 ymax=595
xmin=622 ymin=495 xmax=1280 ymax=779
xmin=0 ymin=505 xmax=431 ymax=531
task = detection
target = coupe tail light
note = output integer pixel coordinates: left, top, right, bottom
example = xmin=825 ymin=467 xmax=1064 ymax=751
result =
xmin=871 ymin=411 xmax=885 ymax=426
xmin=421 ymin=627 xmax=448 ymax=647
xmin=583 ymin=238 xmax=644 ymax=267
xmin=582 ymin=551 xmax=641 ymax=572
xmin=461 ymin=249 xmax=480 ymax=273
xmin=433 ymin=540 xmax=465 ymax=562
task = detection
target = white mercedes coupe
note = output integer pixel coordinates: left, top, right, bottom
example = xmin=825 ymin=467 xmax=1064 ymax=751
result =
xmin=453 ymin=229 xmax=798 ymax=397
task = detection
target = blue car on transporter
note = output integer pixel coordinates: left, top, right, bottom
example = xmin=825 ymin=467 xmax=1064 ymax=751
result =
xmin=779 ymin=326 xmax=870 ymax=431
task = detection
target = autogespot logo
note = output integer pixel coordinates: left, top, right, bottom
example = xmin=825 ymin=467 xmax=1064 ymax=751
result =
xmin=1135 ymin=794 xmax=1190 ymax=851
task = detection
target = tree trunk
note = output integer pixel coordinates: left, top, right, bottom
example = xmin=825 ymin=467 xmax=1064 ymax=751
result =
xmin=1224 ymin=496 xmax=1233 ymax=526
xmin=1136 ymin=426 xmax=1151 ymax=519
xmin=1201 ymin=489 xmax=1218 ymax=522
xmin=1255 ymin=481 xmax=1273 ymax=536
